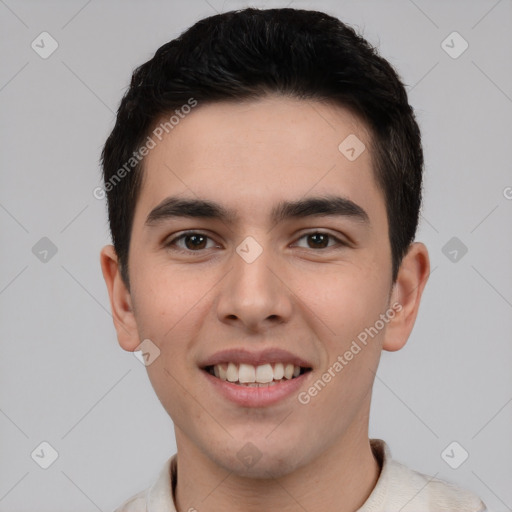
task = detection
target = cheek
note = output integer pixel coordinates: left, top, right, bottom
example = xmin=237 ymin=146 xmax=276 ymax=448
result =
xmin=296 ymin=263 xmax=389 ymax=335
xmin=130 ymin=267 xmax=216 ymax=383
xmin=130 ymin=265 xmax=200 ymax=336
xmin=145 ymin=359 xmax=198 ymax=437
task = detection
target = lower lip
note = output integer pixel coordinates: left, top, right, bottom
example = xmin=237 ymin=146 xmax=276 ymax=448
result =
xmin=202 ymin=369 xmax=310 ymax=407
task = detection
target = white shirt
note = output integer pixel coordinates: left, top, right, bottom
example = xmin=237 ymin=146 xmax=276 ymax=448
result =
xmin=114 ymin=438 xmax=487 ymax=512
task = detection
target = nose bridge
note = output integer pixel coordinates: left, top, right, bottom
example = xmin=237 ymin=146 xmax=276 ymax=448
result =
xmin=216 ymin=237 xmax=291 ymax=329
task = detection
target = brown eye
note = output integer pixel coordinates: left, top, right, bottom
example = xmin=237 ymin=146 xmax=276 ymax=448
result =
xmin=295 ymin=231 xmax=345 ymax=249
xmin=165 ymin=232 xmax=217 ymax=252
xmin=182 ymin=234 xmax=208 ymax=250
xmin=307 ymin=233 xmax=330 ymax=248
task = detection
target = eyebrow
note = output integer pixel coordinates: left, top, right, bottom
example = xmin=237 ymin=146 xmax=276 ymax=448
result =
xmin=145 ymin=195 xmax=370 ymax=227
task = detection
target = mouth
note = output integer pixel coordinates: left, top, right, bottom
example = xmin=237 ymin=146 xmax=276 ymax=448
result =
xmin=199 ymin=348 xmax=313 ymax=407
xmin=203 ymin=362 xmax=312 ymax=387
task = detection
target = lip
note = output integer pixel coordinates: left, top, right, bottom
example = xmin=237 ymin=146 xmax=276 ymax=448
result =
xmin=202 ymin=367 xmax=312 ymax=407
xmin=199 ymin=348 xmax=313 ymax=368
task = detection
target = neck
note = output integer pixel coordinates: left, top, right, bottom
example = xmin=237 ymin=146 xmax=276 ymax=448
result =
xmin=173 ymin=423 xmax=381 ymax=512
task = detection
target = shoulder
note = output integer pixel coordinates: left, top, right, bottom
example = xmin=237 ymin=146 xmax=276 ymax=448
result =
xmin=112 ymin=489 xmax=148 ymax=512
xmin=111 ymin=454 xmax=177 ymax=512
xmin=385 ymin=456 xmax=487 ymax=511
xmin=363 ymin=439 xmax=487 ymax=512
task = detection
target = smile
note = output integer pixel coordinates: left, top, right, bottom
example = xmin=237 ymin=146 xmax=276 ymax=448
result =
xmin=205 ymin=362 xmax=311 ymax=386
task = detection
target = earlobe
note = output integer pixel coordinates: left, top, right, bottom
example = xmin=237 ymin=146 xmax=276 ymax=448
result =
xmin=382 ymin=242 xmax=430 ymax=352
xmin=99 ymin=245 xmax=140 ymax=351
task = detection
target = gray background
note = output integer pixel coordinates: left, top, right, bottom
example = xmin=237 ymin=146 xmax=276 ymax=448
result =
xmin=1 ymin=0 xmax=511 ymax=510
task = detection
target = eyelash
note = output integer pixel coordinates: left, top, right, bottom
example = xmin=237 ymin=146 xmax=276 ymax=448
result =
xmin=164 ymin=230 xmax=347 ymax=254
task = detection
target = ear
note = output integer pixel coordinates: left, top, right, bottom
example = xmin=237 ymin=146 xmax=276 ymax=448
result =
xmin=100 ymin=245 xmax=140 ymax=351
xmin=382 ymin=242 xmax=430 ymax=352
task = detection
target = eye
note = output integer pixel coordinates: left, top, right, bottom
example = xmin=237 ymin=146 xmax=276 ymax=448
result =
xmin=164 ymin=230 xmax=347 ymax=254
xmin=165 ymin=231 xmax=218 ymax=252
xmin=294 ymin=231 xmax=346 ymax=250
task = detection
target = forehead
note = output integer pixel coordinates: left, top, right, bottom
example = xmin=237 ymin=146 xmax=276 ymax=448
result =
xmin=135 ymin=95 xmax=385 ymax=228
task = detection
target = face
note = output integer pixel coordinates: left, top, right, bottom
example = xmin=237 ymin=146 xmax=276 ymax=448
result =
xmin=105 ymin=96 xmax=413 ymax=478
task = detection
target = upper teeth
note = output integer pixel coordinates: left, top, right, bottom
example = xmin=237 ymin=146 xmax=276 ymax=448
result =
xmin=212 ymin=363 xmax=301 ymax=384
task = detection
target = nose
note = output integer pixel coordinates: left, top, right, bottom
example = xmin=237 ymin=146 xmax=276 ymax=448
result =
xmin=215 ymin=240 xmax=293 ymax=333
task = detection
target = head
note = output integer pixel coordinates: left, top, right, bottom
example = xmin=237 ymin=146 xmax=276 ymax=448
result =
xmin=100 ymin=8 xmax=429 ymax=478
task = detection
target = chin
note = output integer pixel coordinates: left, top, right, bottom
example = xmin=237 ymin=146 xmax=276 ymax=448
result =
xmin=209 ymin=436 xmax=309 ymax=480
